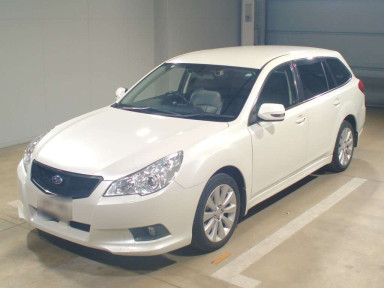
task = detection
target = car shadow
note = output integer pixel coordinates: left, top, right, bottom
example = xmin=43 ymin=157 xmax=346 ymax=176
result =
xmin=26 ymin=168 xmax=327 ymax=266
xmin=27 ymin=230 xmax=176 ymax=274
xmin=171 ymin=171 xmax=324 ymax=257
xmin=240 ymin=173 xmax=319 ymax=222
xmin=169 ymin=244 xmax=206 ymax=257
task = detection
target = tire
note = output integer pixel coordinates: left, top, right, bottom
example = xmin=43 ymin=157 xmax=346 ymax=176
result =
xmin=192 ymin=173 xmax=240 ymax=252
xmin=329 ymin=120 xmax=355 ymax=172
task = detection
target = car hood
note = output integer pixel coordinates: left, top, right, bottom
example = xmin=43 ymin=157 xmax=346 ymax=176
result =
xmin=35 ymin=107 xmax=228 ymax=180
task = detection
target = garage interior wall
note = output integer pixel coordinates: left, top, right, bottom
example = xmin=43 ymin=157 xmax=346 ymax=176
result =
xmin=266 ymin=0 xmax=384 ymax=107
xmin=154 ymin=0 xmax=240 ymax=65
xmin=0 ymin=0 xmax=240 ymax=148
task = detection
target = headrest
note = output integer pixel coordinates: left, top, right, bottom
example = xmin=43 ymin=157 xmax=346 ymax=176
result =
xmin=190 ymin=89 xmax=222 ymax=114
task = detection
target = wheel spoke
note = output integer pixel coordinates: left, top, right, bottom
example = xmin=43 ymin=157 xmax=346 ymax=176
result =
xmin=346 ymin=130 xmax=352 ymax=142
xmin=213 ymin=187 xmax=221 ymax=206
xmin=204 ymin=218 xmax=215 ymax=234
xmin=344 ymin=151 xmax=348 ymax=165
xmin=204 ymin=211 xmax=215 ymax=222
xmin=217 ymin=221 xmax=226 ymax=240
xmin=222 ymin=191 xmax=235 ymax=207
xmin=345 ymin=154 xmax=350 ymax=164
xmin=206 ymin=196 xmax=216 ymax=211
xmin=340 ymin=129 xmax=347 ymax=141
xmin=211 ymin=221 xmax=218 ymax=242
xmin=221 ymin=214 xmax=234 ymax=228
xmin=223 ymin=203 xmax=236 ymax=214
xmin=220 ymin=185 xmax=229 ymax=204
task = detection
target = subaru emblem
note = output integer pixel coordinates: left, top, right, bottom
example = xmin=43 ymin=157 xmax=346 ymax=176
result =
xmin=52 ymin=175 xmax=63 ymax=185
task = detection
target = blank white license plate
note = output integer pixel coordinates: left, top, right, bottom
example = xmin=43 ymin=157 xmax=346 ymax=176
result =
xmin=37 ymin=196 xmax=72 ymax=222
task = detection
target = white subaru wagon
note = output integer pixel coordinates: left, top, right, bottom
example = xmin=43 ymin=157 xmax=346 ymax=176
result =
xmin=17 ymin=46 xmax=366 ymax=255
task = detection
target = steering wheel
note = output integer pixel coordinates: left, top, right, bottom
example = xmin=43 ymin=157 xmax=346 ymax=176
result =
xmin=165 ymin=91 xmax=189 ymax=104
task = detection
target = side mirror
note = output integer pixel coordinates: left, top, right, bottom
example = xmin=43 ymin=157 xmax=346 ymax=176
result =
xmin=115 ymin=87 xmax=128 ymax=102
xmin=257 ymin=103 xmax=285 ymax=121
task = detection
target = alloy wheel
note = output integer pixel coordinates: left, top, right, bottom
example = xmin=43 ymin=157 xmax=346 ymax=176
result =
xmin=203 ymin=184 xmax=237 ymax=243
xmin=338 ymin=127 xmax=354 ymax=166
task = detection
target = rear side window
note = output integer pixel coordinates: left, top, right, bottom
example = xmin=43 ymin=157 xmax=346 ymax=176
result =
xmin=322 ymin=62 xmax=336 ymax=90
xmin=297 ymin=61 xmax=328 ymax=100
xmin=327 ymin=58 xmax=352 ymax=86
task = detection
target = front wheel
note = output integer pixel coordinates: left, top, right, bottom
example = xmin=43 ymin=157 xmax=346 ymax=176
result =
xmin=192 ymin=173 xmax=240 ymax=252
xmin=329 ymin=120 xmax=355 ymax=172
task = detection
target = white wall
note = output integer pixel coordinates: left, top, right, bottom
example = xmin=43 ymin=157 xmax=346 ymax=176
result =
xmin=154 ymin=0 xmax=241 ymax=65
xmin=265 ymin=0 xmax=384 ymax=106
xmin=0 ymin=0 xmax=240 ymax=148
xmin=0 ymin=0 xmax=154 ymax=148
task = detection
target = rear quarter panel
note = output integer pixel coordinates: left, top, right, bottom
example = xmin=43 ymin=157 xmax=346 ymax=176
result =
xmin=331 ymin=77 xmax=366 ymax=153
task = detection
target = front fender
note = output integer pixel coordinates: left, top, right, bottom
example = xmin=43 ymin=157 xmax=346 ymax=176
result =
xmin=175 ymin=124 xmax=253 ymax=202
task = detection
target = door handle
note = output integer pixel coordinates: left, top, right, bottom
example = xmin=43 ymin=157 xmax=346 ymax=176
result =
xmin=296 ymin=115 xmax=306 ymax=124
xmin=333 ymin=99 xmax=341 ymax=106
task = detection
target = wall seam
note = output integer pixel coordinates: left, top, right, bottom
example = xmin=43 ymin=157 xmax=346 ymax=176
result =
xmin=41 ymin=0 xmax=47 ymax=132
xmin=87 ymin=0 xmax=91 ymax=110
xmin=267 ymin=30 xmax=384 ymax=37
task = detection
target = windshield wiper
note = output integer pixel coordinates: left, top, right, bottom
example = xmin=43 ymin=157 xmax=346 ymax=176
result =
xmin=114 ymin=105 xmax=233 ymax=121
xmin=118 ymin=106 xmax=182 ymax=116
xmin=180 ymin=114 xmax=233 ymax=121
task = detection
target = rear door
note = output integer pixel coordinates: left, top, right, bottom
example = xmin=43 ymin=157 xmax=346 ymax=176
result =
xmin=294 ymin=58 xmax=340 ymax=163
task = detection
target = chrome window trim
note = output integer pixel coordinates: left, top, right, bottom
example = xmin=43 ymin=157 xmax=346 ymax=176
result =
xmin=248 ymin=60 xmax=301 ymax=126
xmin=293 ymin=56 xmax=352 ymax=105
xmin=247 ymin=55 xmax=353 ymax=126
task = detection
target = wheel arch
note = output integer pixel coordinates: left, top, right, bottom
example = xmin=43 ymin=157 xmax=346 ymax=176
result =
xmin=344 ymin=114 xmax=358 ymax=146
xmin=213 ymin=166 xmax=247 ymax=216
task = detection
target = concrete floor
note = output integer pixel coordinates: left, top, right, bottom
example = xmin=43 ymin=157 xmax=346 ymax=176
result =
xmin=1 ymin=108 xmax=384 ymax=288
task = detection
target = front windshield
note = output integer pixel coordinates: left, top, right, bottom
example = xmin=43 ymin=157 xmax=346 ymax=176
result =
xmin=113 ymin=63 xmax=260 ymax=122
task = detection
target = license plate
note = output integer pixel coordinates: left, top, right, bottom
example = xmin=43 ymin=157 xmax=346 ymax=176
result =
xmin=37 ymin=196 xmax=72 ymax=222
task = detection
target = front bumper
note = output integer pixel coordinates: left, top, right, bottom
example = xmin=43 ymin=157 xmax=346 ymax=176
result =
xmin=17 ymin=161 xmax=203 ymax=255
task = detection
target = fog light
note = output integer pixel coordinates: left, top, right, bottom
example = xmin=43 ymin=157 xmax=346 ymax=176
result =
xmin=130 ymin=224 xmax=170 ymax=241
xmin=147 ymin=226 xmax=157 ymax=237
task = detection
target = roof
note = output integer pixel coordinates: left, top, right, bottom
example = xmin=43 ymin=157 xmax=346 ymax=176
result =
xmin=168 ymin=46 xmax=339 ymax=69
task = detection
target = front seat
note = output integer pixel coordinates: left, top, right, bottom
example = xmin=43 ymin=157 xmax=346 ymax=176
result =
xmin=190 ymin=89 xmax=223 ymax=114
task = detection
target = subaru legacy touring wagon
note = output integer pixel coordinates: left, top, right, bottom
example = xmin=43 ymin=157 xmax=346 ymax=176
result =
xmin=17 ymin=46 xmax=365 ymax=255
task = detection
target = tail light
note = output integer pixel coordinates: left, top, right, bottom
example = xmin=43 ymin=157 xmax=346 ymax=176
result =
xmin=358 ymin=80 xmax=365 ymax=93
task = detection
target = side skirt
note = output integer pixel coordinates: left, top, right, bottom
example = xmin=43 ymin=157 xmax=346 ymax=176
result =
xmin=246 ymin=155 xmax=333 ymax=214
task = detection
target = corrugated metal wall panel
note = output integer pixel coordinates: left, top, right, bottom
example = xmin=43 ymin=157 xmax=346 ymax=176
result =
xmin=266 ymin=0 xmax=384 ymax=106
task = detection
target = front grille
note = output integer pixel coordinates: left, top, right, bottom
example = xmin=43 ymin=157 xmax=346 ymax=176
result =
xmin=31 ymin=161 xmax=103 ymax=199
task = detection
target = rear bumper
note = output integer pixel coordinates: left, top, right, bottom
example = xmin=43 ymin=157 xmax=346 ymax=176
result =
xmin=356 ymin=104 xmax=366 ymax=146
xmin=17 ymin=161 xmax=203 ymax=255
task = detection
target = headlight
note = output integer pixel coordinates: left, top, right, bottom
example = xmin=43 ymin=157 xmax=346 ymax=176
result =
xmin=104 ymin=151 xmax=183 ymax=196
xmin=23 ymin=133 xmax=47 ymax=172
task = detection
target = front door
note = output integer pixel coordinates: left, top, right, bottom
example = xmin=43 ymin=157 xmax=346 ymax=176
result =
xmin=248 ymin=63 xmax=308 ymax=196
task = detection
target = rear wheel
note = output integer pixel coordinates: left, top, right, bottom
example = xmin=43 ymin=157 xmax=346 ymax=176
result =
xmin=192 ymin=173 xmax=240 ymax=252
xmin=329 ymin=120 xmax=355 ymax=172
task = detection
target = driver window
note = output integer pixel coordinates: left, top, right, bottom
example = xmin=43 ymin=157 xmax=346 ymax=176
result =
xmin=257 ymin=64 xmax=298 ymax=109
